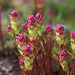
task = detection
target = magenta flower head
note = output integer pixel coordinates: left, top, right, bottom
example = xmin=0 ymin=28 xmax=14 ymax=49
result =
xmin=56 ymin=24 xmax=64 ymax=34
xmin=19 ymin=59 xmax=24 ymax=66
xmin=49 ymin=10 xmax=54 ymax=16
xmin=30 ymin=39 xmax=37 ymax=46
xmin=9 ymin=11 xmax=19 ymax=20
xmin=23 ymin=45 xmax=32 ymax=56
xmin=59 ymin=50 xmax=67 ymax=62
xmin=70 ymin=31 xmax=75 ymax=52
xmin=27 ymin=15 xmax=36 ymax=26
xmin=16 ymin=33 xmax=27 ymax=44
xmin=71 ymin=31 xmax=75 ymax=40
xmin=25 ymin=69 xmax=30 ymax=73
xmin=22 ymin=22 xmax=28 ymax=31
xmin=35 ymin=13 xmax=44 ymax=24
xmin=59 ymin=50 xmax=68 ymax=71
xmin=56 ymin=24 xmax=65 ymax=46
xmin=45 ymin=25 xmax=54 ymax=35
xmin=7 ymin=25 xmax=12 ymax=32
xmin=37 ymin=0 xmax=44 ymax=4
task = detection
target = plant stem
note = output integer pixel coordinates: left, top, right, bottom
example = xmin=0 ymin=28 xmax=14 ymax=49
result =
xmin=71 ymin=58 xmax=75 ymax=75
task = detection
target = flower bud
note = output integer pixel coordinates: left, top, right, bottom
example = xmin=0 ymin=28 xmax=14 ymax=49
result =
xmin=23 ymin=45 xmax=32 ymax=56
xmin=19 ymin=59 xmax=24 ymax=66
xmin=9 ymin=11 xmax=19 ymax=21
xmin=27 ymin=15 xmax=36 ymax=26
xmin=7 ymin=25 xmax=12 ymax=32
xmin=22 ymin=22 xmax=28 ymax=31
xmin=59 ymin=50 xmax=67 ymax=62
xmin=45 ymin=25 xmax=54 ymax=38
xmin=35 ymin=13 xmax=44 ymax=24
xmin=25 ymin=69 xmax=30 ymax=73
xmin=49 ymin=10 xmax=54 ymax=16
xmin=16 ymin=33 xmax=28 ymax=45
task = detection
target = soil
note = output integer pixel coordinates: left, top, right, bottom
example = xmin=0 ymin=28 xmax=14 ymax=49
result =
xmin=0 ymin=52 xmax=22 ymax=75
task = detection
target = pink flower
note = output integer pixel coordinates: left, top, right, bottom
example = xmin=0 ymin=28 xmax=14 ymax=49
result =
xmin=45 ymin=25 xmax=54 ymax=34
xmin=27 ymin=15 xmax=36 ymax=26
xmin=22 ymin=22 xmax=28 ymax=31
xmin=35 ymin=13 xmax=44 ymax=24
xmin=7 ymin=25 xmax=12 ymax=32
xmin=9 ymin=11 xmax=19 ymax=20
xmin=19 ymin=59 xmax=24 ymax=66
xmin=37 ymin=0 xmax=44 ymax=4
xmin=59 ymin=50 xmax=67 ymax=61
xmin=43 ymin=30 xmax=47 ymax=35
xmin=71 ymin=31 xmax=75 ymax=39
xmin=16 ymin=33 xmax=27 ymax=44
xmin=25 ymin=69 xmax=30 ymax=73
xmin=23 ymin=45 xmax=32 ymax=56
xmin=56 ymin=24 xmax=64 ymax=34
xmin=49 ymin=10 xmax=54 ymax=16
xmin=30 ymin=39 xmax=37 ymax=46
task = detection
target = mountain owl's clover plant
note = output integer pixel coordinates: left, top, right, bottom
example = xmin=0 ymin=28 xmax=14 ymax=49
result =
xmin=71 ymin=31 xmax=75 ymax=54
xmin=7 ymin=10 xmax=75 ymax=75
xmin=59 ymin=51 xmax=69 ymax=74
xmin=56 ymin=24 xmax=66 ymax=46
xmin=9 ymin=11 xmax=19 ymax=34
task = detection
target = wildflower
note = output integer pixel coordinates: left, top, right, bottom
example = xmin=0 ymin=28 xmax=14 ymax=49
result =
xmin=9 ymin=11 xmax=19 ymax=34
xmin=30 ymin=39 xmax=37 ymax=46
xmin=7 ymin=25 xmax=12 ymax=32
xmin=25 ymin=69 xmax=30 ymax=73
xmin=59 ymin=50 xmax=68 ymax=72
xmin=56 ymin=24 xmax=64 ymax=35
xmin=56 ymin=24 xmax=65 ymax=46
xmin=71 ymin=31 xmax=75 ymax=40
xmin=22 ymin=22 xmax=28 ymax=31
xmin=49 ymin=10 xmax=54 ymax=16
xmin=16 ymin=33 xmax=28 ymax=44
xmin=45 ymin=25 xmax=54 ymax=36
xmin=37 ymin=0 xmax=44 ymax=4
xmin=23 ymin=45 xmax=32 ymax=56
xmin=35 ymin=13 xmax=44 ymax=24
xmin=59 ymin=50 xmax=67 ymax=62
xmin=27 ymin=15 xmax=36 ymax=26
xmin=19 ymin=59 xmax=24 ymax=66
xmin=9 ymin=11 xmax=19 ymax=21
xmin=70 ymin=31 xmax=75 ymax=52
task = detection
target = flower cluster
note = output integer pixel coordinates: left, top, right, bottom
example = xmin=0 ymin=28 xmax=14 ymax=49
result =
xmin=35 ymin=13 xmax=44 ymax=24
xmin=37 ymin=0 xmax=44 ymax=4
xmin=59 ymin=50 xmax=67 ymax=62
xmin=45 ymin=25 xmax=54 ymax=39
xmin=19 ymin=59 xmax=24 ymax=66
xmin=16 ymin=33 xmax=28 ymax=45
xmin=56 ymin=24 xmax=65 ymax=46
xmin=22 ymin=22 xmax=28 ymax=32
xmin=27 ymin=15 xmax=36 ymax=26
xmin=59 ymin=51 xmax=68 ymax=71
xmin=23 ymin=45 xmax=32 ymax=56
xmin=9 ymin=11 xmax=19 ymax=34
xmin=56 ymin=24 xmax=64 ymax=35
xmin=23 ymin=45 xmax=33 ymax=71
xmin=70 ymin=31 xmax=75 ymax=52
xmin=71 ymin=31 xmax=75 ymax=40
xmin=7 ymin=25 xmax=12 ymax=32
xmin=9 ymin=11 xmax=19 ymax=21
